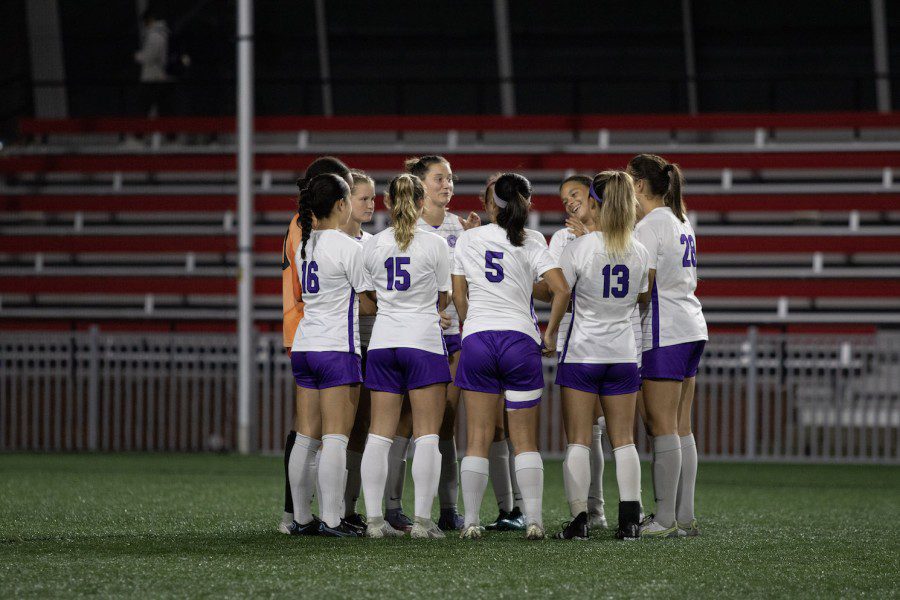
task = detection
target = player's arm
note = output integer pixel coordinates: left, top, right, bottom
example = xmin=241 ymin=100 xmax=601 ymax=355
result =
xmin=452 ymin=275 xmax=469 ymax=323
xmin=361 ymin=290 xmax=378 ymax=311
xmin=539 ymin=267 xmax=571 ymax=356
xmin=638 ymin=269 xmax=655 ymax=306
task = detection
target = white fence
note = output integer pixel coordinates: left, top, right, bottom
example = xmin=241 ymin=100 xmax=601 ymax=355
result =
xmin=1 ymin=329 xmax=897 ymax=463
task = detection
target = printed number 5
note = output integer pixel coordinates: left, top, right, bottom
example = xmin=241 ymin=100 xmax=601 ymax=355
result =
xmin=485 ymin=251 xmax=504 ymax=282
xmin=680 ymin=234 xmax=697 ymax=267
xmin=301 ymin=260 xmax=319 ymax=293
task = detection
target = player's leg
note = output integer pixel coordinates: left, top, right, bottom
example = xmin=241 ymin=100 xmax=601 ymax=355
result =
xmin=458 ymin=390 xmax=498 ymax=539
xmin=506 ymin=402 xmax=544 ymax=540
xmin=344 ymin=356 xmax=371 ymax=529
xmin=317 ymin=383 xmax=360 ymax=537
xmin=360 ymin=389 xmax=403 ymax=538
xmin=279 ymin=408 xmax=298 ymax=533
xmin=437 ymin=349 xmax=463 ymax=530
xmin=288 ymin=385 xmax=322 ymax=534
xmin=555 ymin=384 xmax=595 ymax=540
xmin=675 ymin=375 xmax=699 ymax=535
xmin=409 ymin=382 xmax=449 ymax=538
xmin=486 ymin=401 xmax=514 ymax=530
xmin=588 ymin=398 xmax=608 ymax=528
xmin=640 ymin=377 xmax=682 ymax=537
xmin=504 ymin=411 xmax=526 ymax=529
xmin=385 ymin=396 xmax=413 ymax=532
xmin=600 ymin=390 xmax=642 ymax=540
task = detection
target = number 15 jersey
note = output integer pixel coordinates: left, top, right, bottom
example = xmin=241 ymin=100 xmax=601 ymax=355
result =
xmin=452 ymin=223 xmax=557 ymax=345
xmin=558 ymin=233 xmax=649 ymax=364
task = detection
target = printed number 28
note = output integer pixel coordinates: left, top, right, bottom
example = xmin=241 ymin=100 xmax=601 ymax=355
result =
xmin=385 ymin=257 xmax=411 ymax=290
xmin=680 ymin=234 xmax=697 ymax=267
xmin=485 ymin=251 xmax=504 ymax=282
xmin=301 ymin=260 xmax=319 ymax=293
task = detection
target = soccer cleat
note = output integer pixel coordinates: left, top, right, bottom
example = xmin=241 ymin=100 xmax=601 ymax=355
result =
xmin=676 ymin=518 xmax=701 ymax=537
xmin=410 ymin=517 xmax=446 ymax=539
xmin=437 ymin=507 xmax=465 ymax=531
xmin=343 ymin=513 xmax=367 ymax=534
xmin=365 ymin=516 xmax=405 ymax=539
xmin=554 ymin=511 xmax=589 ymax=540
xmin=639 ymin=514 xmax=677 ymax=538
xmin=459 ymin=525 xmax=484 ymax=540
xmin=499 ymin=506 xmax=527 ymax=531
xmin=319 ymin=520 xmax=362 ymax=538
xmin=278 ymin=511 xmax=294 ymax=534
xmin=614 ymin=501 xmax=642 ymax=541
xmin=588 ymin=507 xmax=609 ymax=529
xmin=525 ymin=523 xmax=545 ymax=540
xmin=485 ymin=509 xmax=512 ymax=531
xmin=288 ymin=516 xmax=322 ymax=536
xmin=385 ymin=508 xmax=414 ymax=533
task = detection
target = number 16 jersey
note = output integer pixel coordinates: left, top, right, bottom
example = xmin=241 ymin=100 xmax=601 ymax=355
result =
xmin=558 ymin=233 xmax=650 ymax=364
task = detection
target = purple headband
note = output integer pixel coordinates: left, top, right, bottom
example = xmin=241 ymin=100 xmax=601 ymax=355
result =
xmin=589 ymin=184 xmax=604 ymax=205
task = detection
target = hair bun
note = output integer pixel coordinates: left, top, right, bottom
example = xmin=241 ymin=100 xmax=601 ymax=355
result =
xmin=662 ymin=164 xmax=674 ymax=175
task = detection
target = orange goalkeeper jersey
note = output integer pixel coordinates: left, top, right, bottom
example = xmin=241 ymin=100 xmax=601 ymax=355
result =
xmin=282 ymin=214 xmax=304 ymax=348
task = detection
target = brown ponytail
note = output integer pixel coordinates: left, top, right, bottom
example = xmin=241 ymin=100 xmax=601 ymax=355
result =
xmin=386 ymin=174 xmax=425 ymax=251
xmin=493 ymin=173 xmax=531 ymax=247
xmin=627 ymin=154 xmax=687 ymax=223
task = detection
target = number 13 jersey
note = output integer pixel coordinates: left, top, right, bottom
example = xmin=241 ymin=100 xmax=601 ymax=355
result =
xmin=633 ymin=206 xmax=708 ymax=349
xmin=452 ymin=223 xmax=557 ymax=345
xmin=558 ymin=233 xmax=650 ymax=364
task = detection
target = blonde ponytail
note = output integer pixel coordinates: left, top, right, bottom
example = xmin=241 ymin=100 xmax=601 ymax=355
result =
xmin=591 ymin=170 xmax=637 ymax=258
xmin=386 ymin=174 xmax=425 ymax=251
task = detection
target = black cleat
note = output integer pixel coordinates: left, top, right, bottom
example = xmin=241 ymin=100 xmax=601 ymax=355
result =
xmin=288 ymin=516 xmax=322 ymax=536
xmin=554 ymin=511 xmax=590 ymax=540
xmin=437 ymin=507 xmax=464 ymax=531
xmin=319 ymin=520 xmax=363 ymax=538
xmin=485 ymin=509 xmax=512 ymax=531
xmin=501 ymin=506 xmax=527 ymax=531
xmin=615 ymin=501 xmax=642 ymax=540
xmin=343 ymin=513 xmax=367 ymax=534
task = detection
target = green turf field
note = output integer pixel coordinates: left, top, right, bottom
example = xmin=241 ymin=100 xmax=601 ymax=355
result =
xmin=1 ymin=454 xmax=897 ymax=598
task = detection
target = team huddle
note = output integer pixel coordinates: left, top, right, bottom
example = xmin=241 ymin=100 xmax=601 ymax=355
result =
xmin=278 ymin=152 xmax=707 ymax=541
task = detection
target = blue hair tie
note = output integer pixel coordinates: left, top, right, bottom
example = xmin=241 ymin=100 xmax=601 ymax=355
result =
xmin=589 ymin=184 xmax=604 ymax=205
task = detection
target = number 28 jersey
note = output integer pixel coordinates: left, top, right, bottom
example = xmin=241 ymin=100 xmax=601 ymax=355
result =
xmin=452 ymin=223 xmax=557 ymax=345
xmin=362 ymin=228 xmax=451 ymax=355
xmin=558 ymin=233 xmax=650 ymax=364
xmin=634 ymin=207 xmax=708 ymax=349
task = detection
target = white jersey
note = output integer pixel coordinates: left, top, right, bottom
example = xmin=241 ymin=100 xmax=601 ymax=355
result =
xmin=452 ymin=223 xmax=557 ymax=345
xmin=363 ymin=228 xmax=451 ymax=355
xmin=557 ymin=233 xmax=650 ymax=364
xmin=418 ymin=214 xmax=465 ymax=336
xmin=633 ymin=207 xmax=708 ymax=349
xmin=291 ymin=229 xmax=371 ymax=354
xmin=349 ymin=230 xmax=375 ymax=347
xmin=548 ymin=226 xmax=578 ymax=348
xmin=526 ymin=228 xmax=548 ymax=249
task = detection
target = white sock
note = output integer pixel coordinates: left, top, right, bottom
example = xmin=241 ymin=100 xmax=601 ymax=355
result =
xmin=288 ymin=434 xmax=320 ymax=525
xmin=652 ymin=434 xmax=682 ymax=528
xmin=318 ymin=434 xmax=349 ymax=528
xmin=460 ymin=456 xmax=489 ymax=527
xmin=438 ymin=438 xmax=459 ymax=510
xmin=361 ymin=434 xmax=392 ymax=520
xmin=588 ymin=422 xmax=605 ymax=514
xmin=344 ymin=450 xmax=362 ymax=518
xmin=412 ymin=434 xmax=441 ymax=520
xmin=676 ymin=434 xmax=698 ymax=523
xmin=384 ymin=436 xmax=410 ymax=511
xmin=514 ymin=451 xmax=544 ymax=527
xmin=562 ymin=444 xmax=590 ymax=517
xmin=507 ymin=438 xmax=523 ymax=510
xmin=613 ymin=443 xmax=641 ymax=502
xmin=488 ymin=440 xmax=513 ymax=512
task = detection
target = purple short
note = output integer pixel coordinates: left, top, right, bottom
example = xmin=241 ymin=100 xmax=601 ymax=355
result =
xmin=641 ymin=340 xmax=706 ymax=381
xmin=292 ymin=351 xmax=362 ymax=390
xmin=455 ymin=330 xmax=544 ymax=409
xmin=365 ymin=347 xmax=452 ymax=394
xmin=556 ymin=362 xmax=641 ymax=396
xmin=444 ymin=333 xmax=462 ymax=356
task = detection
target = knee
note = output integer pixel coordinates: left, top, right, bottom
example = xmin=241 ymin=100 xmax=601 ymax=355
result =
xmin=606 ymin=428 xmax=633 ymax=449
xmin=466 ymin=425 xmax=493 ymax=457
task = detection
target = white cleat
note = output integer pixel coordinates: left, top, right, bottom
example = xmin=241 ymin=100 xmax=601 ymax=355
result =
xmin=676 ymin=518 xmax=701 ymax=537
xmin=278 ymin=512 xmax=293 ymax=534
xmin=366 ymin=516 xmax=405 ymax=538
xmin=525 ymin=523 xmax=545 ymax=540
xmin=459 ymin=525 xmax=484 ymax=540
xmin=410 ymin=518 xmax=446 ymax=539
xmin=639 ymin=517 xmax=677 ymax=538
xmin=588 ymin=508 xmax=608 ymax=529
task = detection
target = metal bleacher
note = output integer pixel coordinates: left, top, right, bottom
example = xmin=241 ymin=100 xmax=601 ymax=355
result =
xmin=2 ymin=112 xmax=899 ymax=331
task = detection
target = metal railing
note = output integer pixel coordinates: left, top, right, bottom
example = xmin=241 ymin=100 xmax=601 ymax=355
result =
xmin=1 ymin=329 xmax=897 ymax=462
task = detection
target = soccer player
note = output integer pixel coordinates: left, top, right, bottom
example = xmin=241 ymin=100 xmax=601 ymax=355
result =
xmin=359 ymin=174 xmax=453 ymax=539
xmin=627 ymin=154 xmax=707 ymax=538
xmin=547 ymin=175 xmax=609 ymax=530
xmin=452 ymin=173 xmax=570 ymax=541
xmin=338 ymin=169 xmax=378 ymax=531
xmin=281 ymin=156 xmax=354 ymax=535
xmin=406 ymin=155 xmax=480 ymax=531
xmin=289 ymin=173 xmax=370 ymax=537
xmin=549 ymin=171 xmax=649 ymax=541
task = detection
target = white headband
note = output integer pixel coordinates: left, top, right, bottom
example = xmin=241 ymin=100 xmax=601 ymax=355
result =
xmin=493 ymin=191 xmax=509 ymax=208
